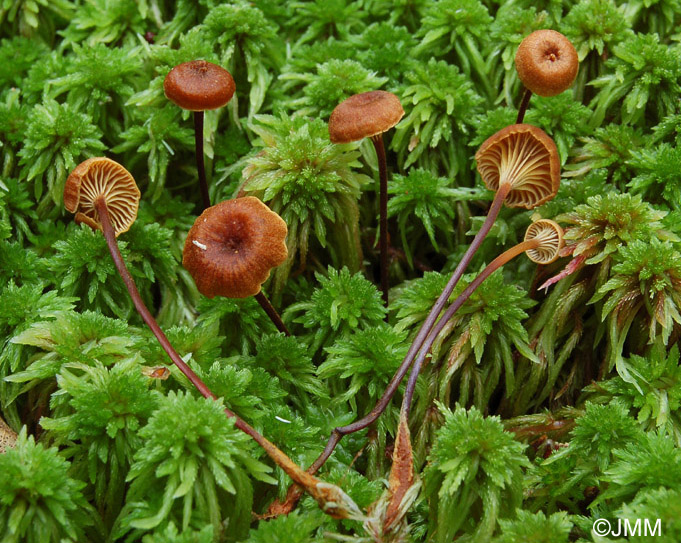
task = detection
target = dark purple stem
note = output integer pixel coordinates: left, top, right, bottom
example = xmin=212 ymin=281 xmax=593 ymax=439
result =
xmin=400 ymin=238 xmax=538 ymax=417
xmin=516 ymin=88 xmax=532 ymax=124
xmin=255 ymin=291 xmax=290 ymax=336
xmin=371 ymin=134 xmax=390 ymax=316
xmin=194 ymin=111 xmax=211 ymax=211
xmin=305 ymin=183 xmax=512 ymax=474
xmin=95 ymin=197 xmax=281 ymax=450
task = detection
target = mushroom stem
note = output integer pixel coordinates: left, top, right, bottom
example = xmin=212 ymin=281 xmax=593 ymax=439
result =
xmin=302 ymin=182 xmax=513 ymax=475
xmin=95 ymin=197 xmax=325 ymax=491
xmin=516 ymin=87 xmax=532 ymax=123
xmin=399 ymin=237 xmax=539 ymax=418
xmin=371 ymin=134 xmax=390 ymax=315
xmin=254 ymin=291 xmax=291 ymax=336
xmin=193 ymin=111 xmax=211 ymax=210
xmin=95 ymin=197 xmax=215 ymax=399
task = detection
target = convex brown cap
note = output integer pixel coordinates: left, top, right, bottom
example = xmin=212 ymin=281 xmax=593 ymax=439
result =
xmin=475 ymin=123 xmax=560 ymax=209
xmin=515 ymin=30 xmax=578 ymax=97
xmin=524 ymin=219 xmax=564 ymax=264
xmin=328 ymin=91 xmax=404 ymax=143
xmin=182 ymin=197 xmax=288 ymax=298
xmin=164 ymin=60 xmax=236 ymax=111
xmin=64 ymin=157 xmax=140 ymax=237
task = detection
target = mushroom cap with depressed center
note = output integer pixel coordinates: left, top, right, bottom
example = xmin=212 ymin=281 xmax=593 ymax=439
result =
xmin=515 ymin=29 xmax=578 ymax=97
xmin=182 ymin=197 xmax=288 ymax=299
xmin=328 ymin=91 xmax=405 ymax=143
xmin=475 ymin=123 xmax=560 ymax=209
xmin=164 ymin=60 xmax=236 ymax=111
xmin=524 ymin=218 xmax=564 ymax=264
xmin=64 ymin=157 xmax=140 ymax=237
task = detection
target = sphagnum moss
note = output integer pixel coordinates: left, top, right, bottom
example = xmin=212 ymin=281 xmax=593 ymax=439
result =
xmin=4 ymin=4 xmax=681 ymax=543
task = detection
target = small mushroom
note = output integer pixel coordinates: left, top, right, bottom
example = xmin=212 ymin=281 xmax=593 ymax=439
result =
xmin=64 ymin=157 xmax=140 ymax=236
xmin=514 ymin=29 xmax=579 ymax=122
xmin=64 ymin=157 xmax=216 ymax=400
xmin=523 ymin=218 xmax=563 ymax=264
xmin=398 ymin=219 xmax=565 ymax=421
xmin=182 ymin=196 xmax=290 ymax=335
xmin=475 ymin=123 xmax=560 ymax=209
xmin=164 ymin=60 xmax=236 ymax=210
xmin=328 ymin=90 xmax=404 ymax=312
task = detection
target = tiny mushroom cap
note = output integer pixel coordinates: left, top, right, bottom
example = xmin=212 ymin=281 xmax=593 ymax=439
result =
xmin=524 ymin=218 xmax=564 ymax=264
xmin=328 ymin=90 xmax=405 ymax=143
xmin=475 ymin=123 xmax=560 ymax=209
xmin=515 ymin=29 xmax=579 ymax=97
xmin=163 ymin=60 xmax=236 ymax=111
xmin=182 ymin=196 xmax=288 ymax=299
xmin=64 ymin=157 xmax=141 ymax=237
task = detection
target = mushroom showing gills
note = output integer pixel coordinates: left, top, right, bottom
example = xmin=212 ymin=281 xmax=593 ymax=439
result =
xmin=515 ymin=29 xmax=578 ymax=123
xmin=164 ymin=60 xmax=236 ymax=210
xmin=328 ymin=90 xmax=404 ymax=312
xmin=301 ymin=124 xmax=561 ymax=477
xmin=399 ymin=219 xmax=564 ymax=420
xmin=63 ymin=157 xmax=214 ymax=398
xmin=182 ymin=196 xmax=290 ymax=335
xmin=63 ymin=159 xmax=340 ymax=506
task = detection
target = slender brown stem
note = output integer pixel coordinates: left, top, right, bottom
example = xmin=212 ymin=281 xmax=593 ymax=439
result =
xmin=516 ymin=88 xmax=532 ymax=124
xmin=255 ymin=291 xmax=290 ymax=336
xmin=94 ymin=197 xmax=314 ymax=488
xmin=194 ymin=111 xmax=211 ymax=211
xmin=400 ymin=238 xmax=539 ymax=417
xmin=371 ymin=134 xmax=390 ymax=317
xmin=304 ymin=183 xmax=513 ymax=474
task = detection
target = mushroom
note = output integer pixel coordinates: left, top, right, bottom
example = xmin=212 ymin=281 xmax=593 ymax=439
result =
xmin=297 ymin=125 xmax=562 ymax=478
xmin=182 ymin=196 xmax=290 ymax=335
xmin=514 ymin=29 xmax=579 ymax=123
xmin=398 ymin=219 xmax=564 ymax=420
xmin=164 ymin=60 xmax=236 ymax=210
xmin=475 ymin=123 xmax=560 ymax=209
xmin=64 ymin=157 xmax=217 ymax=399
xmin=328 ymin=90 xmax=404 ymax=311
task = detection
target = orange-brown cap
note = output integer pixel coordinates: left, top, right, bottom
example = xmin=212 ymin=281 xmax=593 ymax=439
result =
xmin=328 ymin=91 xmax=404 ymax=143
xmin=182 ymin=197 xmax=288 ymax=298
xmin=524 ymin=219 xmax=564 ymax=264
xmin=475 ymin=124 xmax=560 ymax=209
xmin=515 ymin=30 xmax=578 ymax=97
xmin=64 ymin=157 xmax=140 ymax=237
xmin=164 ymin=60 xmax=236 ymax=111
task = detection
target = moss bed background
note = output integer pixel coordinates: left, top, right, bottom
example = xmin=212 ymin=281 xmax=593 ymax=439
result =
xmin=1 ymin=0 xmax=681 ymax=542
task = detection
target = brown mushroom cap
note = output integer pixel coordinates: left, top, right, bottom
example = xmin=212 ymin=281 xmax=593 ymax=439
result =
xmin=328 ymin=91 xmax=405 ymax=143
xmin=515 ymin=29 xmax=578 ymax=97
xmin=64 ymin=157 xmax=141 ymax=237
xmin=164 ymin=60 xmax=236 ymax=111
xmin=475 ymin=124 xmax=560 ymax=209
xmin=182 ymin=197 xmax=288 ymax=298
xmin=524 ymin=218 xmax=564 ymax=264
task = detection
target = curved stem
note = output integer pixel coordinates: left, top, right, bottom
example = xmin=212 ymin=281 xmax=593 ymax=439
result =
xmin=516 ymin=88 xmax=532 ymax=124
xmin=371 ymin=134 xmax=390 ymax=316
xmin=194 ymin=111 xmax=211 ymax=211
xmin=95 ymin=197 xmax=313 ymax=488
xmin=255 ymin=291 xmax=290 ymax=336
xmin=305 ymin=183 xmax=512 ymax=474
xmin=400 ymin=238 xmax=539 ymax=417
